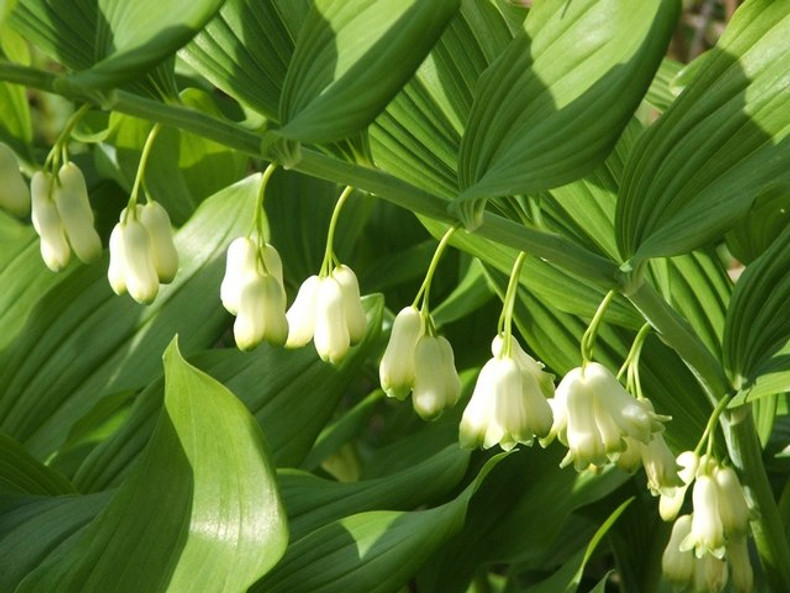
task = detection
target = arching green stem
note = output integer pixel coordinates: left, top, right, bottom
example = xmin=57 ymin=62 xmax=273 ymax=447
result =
xmin=320 ymin=185 xmax=354 ymax=277
xmin=42 ymin=103 xmax=91 ymax=173
xmin=123 ymin=123 xmax=162 ymax=222
xmin=580 ymin=289 xmax=617 ymax=365
xmin=411 ymin=225 xmax=458 ymax=312
xmin=497 ymin=251 xmax=528 ymax=358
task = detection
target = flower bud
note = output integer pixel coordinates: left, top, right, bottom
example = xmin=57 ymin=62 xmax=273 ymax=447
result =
xmin=119 ymin=219 xmax=159 ymax=304
xmin=693 ymin=553 xmax=728 ymax=593
xmin=681 ymin=475 xmax=726 ymax=559
xmin=662 ymin=515 xmax=695 ymax=586
xmin=380 ymin=306 xmax=424 ymax=400
xmin=221 ymin=237 xmax=258 ymax=315
xmin=332 ymin=264 xmax=367 ymax=343
xmin=140 ymin=201 xmax=178 ymax=283
xmin=31 ymin=171 xmax=71 ymax=272
xmin=286 ymin=275 xmax=320 ymax=348
xmin=54 ymin=163 xmax=102 ymax=263
xmin=313 ymin=276 xmax=350 ymax=364
xmin=108 ymin=223 xmax=127 ymax=295
xmin=411 ymin=335 xmax=460 ymax=421
xmin=714 ymin=466 xmax=750 ymax=537
xmin=727 ymin=536 xmax=753 ymax=593
xmin=0 ymin=142 xmax=30 ymax=216
xmin=233 ymin=272 xmax=289 ymax=350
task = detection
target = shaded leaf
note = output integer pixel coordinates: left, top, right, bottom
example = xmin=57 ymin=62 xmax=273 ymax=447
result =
xmin=0 ymin=434 xmax=75 ymax=496
xmin=616 ymin=0 xmax=790 ymax=261
xmin=276 ymin=0 xmax=461 ymax=145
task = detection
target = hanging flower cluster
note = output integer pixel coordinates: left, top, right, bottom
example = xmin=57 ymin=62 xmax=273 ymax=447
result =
xmin=221 ymin=236 xmax=287 ymax=350
xmin=661 ymin=454 xmax=753 ymax=593
xmin=108 ymin=201 xmax=178 ymax=304
xmin=379 ymin=227 xmax=461 ymax=420
xmin=286 ymin=264 xmax=367 ymax=364
xmin=380 ymin=305 xmax=461 ymax=420
xmin=0 ymin=142 xmax=30 ymax=217
xmin=459 ymin=334 xmax=553 ymax=450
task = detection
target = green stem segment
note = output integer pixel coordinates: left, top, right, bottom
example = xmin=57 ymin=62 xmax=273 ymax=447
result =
xmin=124 ymin=123 xmax=162 ymax=221
xmin=43 ymin=103 xmax=91 ymax=172
xmin=497 ymin=251 xmax=528 ymax=358
xmin=251 ymin=162 xmax=278 ymax=247
xmin=412 ymin=225 xmax=458 ymax=317
xmin=320 ymin=185 xmax=354 ymax=277
xmin=580 ymin=289 xmax=616 ymax=364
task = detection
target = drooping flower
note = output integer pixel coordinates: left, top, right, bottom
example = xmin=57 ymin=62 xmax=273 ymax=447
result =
xmin=0 ymin=142 xmax=30 ymax=216
xmin=54 ymin=163 xmax=102 ymax=264
xmin=31 ymin=171 xmax=71 ymax=272
xmin=641 ymin=432 xmax=682 ymax=496
xmin=460 ymin=334 xmax=553 ymax=451
xmin=660 ymin=450 xmax=699 ymax=521
xmin=727 ymin=536 xmax=753 ymax=593
xmin=549 ymin=362 xmax=667 ymax=471
xmin=108 ymin=201 xmax=178 ymax=304
xmin=662 ymin=515 xmax=696 ymax=586
xmin=285 ymin=265 xmax=367 ymax=364
xmin=411 ymin=335 xmax=461 ymax=420
xmin=681 ymin=475 xmax=727 ymax=559
xmin=220 ymin=236 xmax=288 ymax=350
xmin=714 ymin=465 xmax=750 ymax=538
xmin=379 ymin=306 xmax=425 ymax=400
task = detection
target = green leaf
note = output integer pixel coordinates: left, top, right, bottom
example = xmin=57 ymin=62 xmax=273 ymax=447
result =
xmin=0 ymin=434 xmax=75 ymax=496
xmin=524 ymin=498 xmax=631 ymax=593
xmin=723 ymin=224 xmax=790 ymax=389
xmin=0 ymin=212 xmax=70 ymax=350
xmin=250 ymin=454 xmax=505 ymax=593
xmin=282 ymin=444 xmax=469 ymax=540
xmin=58 ymin=0 xmax=224 ymax=91
xmin=16 ymin=337 xmax=288 ymax=592
xmin=276 ymin=0 xmax=461 ymax=145
xmin=616 ymin=0 xmax=790 ymax=261
xmin=370 ymin=0 xmax=515 ymax=199
xmin=0 ymin=175 xmax=261 ymax=460
xmin=74 ymin=296 xmax=385 ymax=491
xmin=453 ymin=0 xmax=679 ymax=228
xmin=726 ymin=187 xmax=790 ymax=265
xmin=181 ymin=0 xmax=310 ymax=120
xmin=0 ymin=29 xmax=33 ymax=159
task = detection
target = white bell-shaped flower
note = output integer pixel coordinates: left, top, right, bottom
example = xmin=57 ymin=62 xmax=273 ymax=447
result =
xmin=412 ymin=335 xmax=460 ymax=420
xmin=233 ymin=272 xmax=289 ymax=350
xmin=681 ymin=475 xmax=727 ymax=559
xmin=332 ymin=264 xmax=367 ymax=343
xmin=693 ymin=553 xmax=728 ymax=593
xmin=261 ymin=242 xmax=285 ymax=300
xmin=659 ymin=450 xmax=700 ymax=521
xmin=0 ymin=142 xmax=30 ymax=216
xmin=117 ymin=218 xmax=159 ymax=304
xmin=108 ymin=223 xmax=128 ymax=295
xmin=139 ymin=201 xmax=178 ymax=282
xmin=727 ymin=536 xmax=753 ymax=593
xmin=642 ymin=432 xmax=681 ymax=496
xmin=31 ymin=171 xmax=71 ymax=272
xmin=714 ymin=466 xmax=750 ymax=538
xmin=313 ymin=275 xmax=350 ymax=364
xmin=662 ymin=514 xmax=695 ymax=587
xmin=286 ymin=265 xmax=368 ymax=364
xmin=379 ymin=306 xmax=425 ymax=400
xmin=54 ymin=163 xmax=102 ymax=263
xmin=615 ymin=437 xmax=644 ymax=473
xmin=551 ymin=362 xmax=667 ymax=471
xmin=286 ymin=275 xmax=320 ymax=348
xmin=460 ymin=335 xmax=554 ymax=451
xmin=221 ymin=237 xmax=258 ymax=315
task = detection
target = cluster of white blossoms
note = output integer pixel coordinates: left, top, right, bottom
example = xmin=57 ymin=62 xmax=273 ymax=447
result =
xmin=661 ymin=453 xmax=753 ymax=593
xmin=31 ymin=164 xmax=102 ymax=272
xmin=221 ymin=236 xmax=287 ymax=350
xmin=459 ymin=334 xmax=553 ymax=450
xmin=0 ymin=142 xmax=30 ymax=217
xmin=379 ymin=306 xmax=461 ymax=420
xmin=108 ymin=202 xmax=178 ymax=304
xmin=285 ymin=265 xmax=368 ymax=364
xmin=546 ymin=362 xmax=669 ymax=471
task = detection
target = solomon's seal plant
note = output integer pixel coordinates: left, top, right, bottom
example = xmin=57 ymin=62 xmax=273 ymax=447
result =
xmin=1 ymin=1 xmax=789 ymax=592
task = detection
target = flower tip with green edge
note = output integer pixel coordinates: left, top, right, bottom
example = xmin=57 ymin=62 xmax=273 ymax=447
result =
xmin=412 ymin=334 xmax=460 ymax=421
xmin=0 ymin=142 xmax=31 ymax=217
